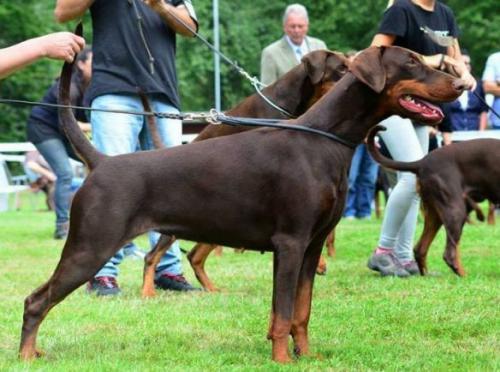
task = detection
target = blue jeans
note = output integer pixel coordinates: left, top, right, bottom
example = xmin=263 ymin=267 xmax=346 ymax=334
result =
xmin=376 ymin=116 xmax=429 ymax=261
xmin=35 ymin=138 xmax=77 ymax=226
xmin=344 ymin=144 xmax=379 ymax=219
xmin=91 ymin=93 xmax=183 ymax=278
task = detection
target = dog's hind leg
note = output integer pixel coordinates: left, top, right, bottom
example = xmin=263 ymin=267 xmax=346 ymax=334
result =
xmin=187 ymin=242 xmax=220 ymax=292
xmin=414 ymin=203 xmax=442 ymax=275
xmin=291 ymin=235 xmax=324 ymax=358
xmin=19 ymin=231 xmax=127 ymax=360
xmin=268 ymin=235 xmax=305 ymax=363
xmin=142 ymin=234 xmax=176 ymax=298
xmin=441 ymin=207 xmax=467 ymax=276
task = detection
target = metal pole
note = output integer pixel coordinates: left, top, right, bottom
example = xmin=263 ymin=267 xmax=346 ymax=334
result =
xmin=213 ymin=0 xmax=221 ymax=111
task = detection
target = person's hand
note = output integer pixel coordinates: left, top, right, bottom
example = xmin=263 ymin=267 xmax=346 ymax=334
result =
xmin=423 ymin=54 xmax=476 ymax=91
xmin=458 ymin=69 xmax=477 ymax=91
xmin=38 ymin=32 xmax=85 ymax=63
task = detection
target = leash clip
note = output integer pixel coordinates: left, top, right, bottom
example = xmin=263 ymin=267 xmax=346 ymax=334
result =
xmin=207 ymin=108 xmax=222 ymax=125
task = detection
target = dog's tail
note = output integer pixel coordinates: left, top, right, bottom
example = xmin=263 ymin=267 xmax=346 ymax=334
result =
xmin=138 ymin=91 xmax=165 ymax=149
xmin=58 ymin=23 xmax=105 ymax=170
xmin=366 ymin=125 xmax=421 ymax=174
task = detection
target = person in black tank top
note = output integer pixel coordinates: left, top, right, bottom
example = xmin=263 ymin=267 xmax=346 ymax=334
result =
xmin=366 ymin=0 xmax=476 ymax=277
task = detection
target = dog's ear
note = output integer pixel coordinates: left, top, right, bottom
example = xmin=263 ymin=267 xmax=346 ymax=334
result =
xmin=349 ymin=46 xmax=386 ymax=93
xmin=302 ymin=50 xmax=328 ymax=84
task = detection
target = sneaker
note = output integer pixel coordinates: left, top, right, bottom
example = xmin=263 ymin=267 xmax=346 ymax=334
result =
xmin=54 ymin=222 xmax=69 ymax=240
xmin=87 ymin=276 xmax=121 ymax=296
xmin=367 ymin=251 xmax=410 ymax=278
xmin=154 ymin=273 xmax=200 ymax=292
xmin=402 ymin=260 xmax=420 ymax=275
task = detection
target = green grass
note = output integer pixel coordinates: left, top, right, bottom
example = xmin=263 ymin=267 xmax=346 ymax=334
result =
xmin=0 ymin=195 xmax=498 ymax=371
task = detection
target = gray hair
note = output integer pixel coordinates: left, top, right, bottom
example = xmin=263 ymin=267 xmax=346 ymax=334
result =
xmin=283 ymin=4 xmax=309 ymax=25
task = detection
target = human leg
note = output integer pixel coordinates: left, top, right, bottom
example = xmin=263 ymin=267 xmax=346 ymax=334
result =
xmin=355 ymin=145 xmax=379 ymax=219
xmin=367 ymin=116 xmax=427 ymax=276
xmin=343 ymin=145 xmax=363 ymax=218
xmin=89 ymin=94 xmax=144 ymax=291
xmin=142 ymin=96 xmax=198 ymax=291
xmin=35 ymin=138 xmax=74 ymax=239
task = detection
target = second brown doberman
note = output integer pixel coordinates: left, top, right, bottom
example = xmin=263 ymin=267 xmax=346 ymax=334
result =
xmin=367 ymin=127 xmax=500 ymax=276
xmin=20 ymin=45 xmax=464 ymax=363
xmin=143 ymin=49 xmax=349 ymax=292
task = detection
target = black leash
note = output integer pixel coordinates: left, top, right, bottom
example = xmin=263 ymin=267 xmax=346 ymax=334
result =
xmin=150 ymin=0 xmax=294 ymax=118
xmin=213 ymin=113 xmax=357 ymax=148
xmin=472 ymin=91 xmax=500 ymax=120
xmin=0 ymin=98 xmax=356 ymax=148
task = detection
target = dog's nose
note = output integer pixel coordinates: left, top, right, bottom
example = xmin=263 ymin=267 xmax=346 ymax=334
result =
xmin=452 ymin=79 xmax=466 ymax=92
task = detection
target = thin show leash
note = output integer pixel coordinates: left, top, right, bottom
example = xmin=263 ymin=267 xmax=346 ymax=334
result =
xmin=0 ymin=98 xmax=357 ymax=148
xmin=472 ymin=91 xmax=500 ymax=121
xmin=134 ymin=0 xmax=295 ymax=118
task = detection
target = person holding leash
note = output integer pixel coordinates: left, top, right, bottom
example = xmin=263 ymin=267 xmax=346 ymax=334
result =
xmin=366 ymin=0 xmax=475 ymax=277
xmin=54 ymin=0 xmax=199 ymax=295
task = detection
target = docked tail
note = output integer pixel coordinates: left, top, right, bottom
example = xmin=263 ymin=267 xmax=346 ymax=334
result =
xmin=58 ymin=23 xmax=105 ymax=170
xmin=366 ymin=125 xmax=422 ymax=174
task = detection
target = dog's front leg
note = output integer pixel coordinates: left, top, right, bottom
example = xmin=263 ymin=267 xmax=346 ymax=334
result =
xmin=268 ymin=237 xmax=304 ymax=363
xmin=142 ymin=234 xmax=176 ymax=298
xmin=292 ymin=238 xmax=324 ymax=358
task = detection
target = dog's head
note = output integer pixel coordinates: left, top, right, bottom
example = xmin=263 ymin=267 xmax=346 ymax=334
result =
xmin=349 ymin=46 xmax=464 ymax=125
xmin=302 ymin=50 xmax=349 ymax=96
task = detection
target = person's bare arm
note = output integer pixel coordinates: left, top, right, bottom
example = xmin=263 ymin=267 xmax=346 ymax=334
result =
xmin=370 ymin=33 xmax=396 ymax=47
xmin=26 ymin=161 xmax=57 ymax=182
xmin=0 ymin=33 xmax=85 ymax=79
xmin=143 ymin=0 xmax=198 ymax=37
xmin=445 ymin=39 xmax=476 ymax=90
xmin=54 ymin=0 xmax=94 ymax=22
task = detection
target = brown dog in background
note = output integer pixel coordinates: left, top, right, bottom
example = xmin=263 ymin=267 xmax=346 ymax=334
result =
xmin=367 ymin=126 xmax=499 ymax=276
xmin=143 ymin=50 xmax=349 ymax=291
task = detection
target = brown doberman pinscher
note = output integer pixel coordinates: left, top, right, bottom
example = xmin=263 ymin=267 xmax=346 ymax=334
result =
xmin=367 ymin=127 xmax=500 ymax=276
xmin=142 ymin=50 xmax=350 ymax=292
xmin=20 ymin=45 xmax=464 ymax=363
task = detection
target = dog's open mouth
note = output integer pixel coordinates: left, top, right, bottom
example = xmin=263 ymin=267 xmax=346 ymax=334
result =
xmin=398 ymin=95 xmax=444 ymax=123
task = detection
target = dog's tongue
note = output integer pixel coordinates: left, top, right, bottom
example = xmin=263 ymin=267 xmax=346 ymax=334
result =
xmin=399 ymin=95 xmax=444 ymax=122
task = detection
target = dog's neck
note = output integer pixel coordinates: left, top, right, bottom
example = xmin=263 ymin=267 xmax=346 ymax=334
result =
xmin=298 ymin=73 xmax=386 ymax=145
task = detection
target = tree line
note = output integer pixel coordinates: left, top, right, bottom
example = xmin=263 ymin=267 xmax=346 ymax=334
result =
xmin=1 ymin=0 xmax=498 ymax=141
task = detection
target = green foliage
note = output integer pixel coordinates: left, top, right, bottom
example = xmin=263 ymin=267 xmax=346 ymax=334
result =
xmin=1 ymin=0 xmax=499 ymax=140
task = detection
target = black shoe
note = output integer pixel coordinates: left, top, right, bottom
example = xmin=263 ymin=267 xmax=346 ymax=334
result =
xmin=87 ymin=276 xmax=121 ymax=296
xmin=54 ymin=222 xmax=69 ymax=240
xmin=154 ymin=273 xmax=200 ymax=292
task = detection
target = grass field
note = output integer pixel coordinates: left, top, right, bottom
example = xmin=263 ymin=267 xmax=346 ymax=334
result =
xmin=0 ymin=196 xmax=498 ymax=371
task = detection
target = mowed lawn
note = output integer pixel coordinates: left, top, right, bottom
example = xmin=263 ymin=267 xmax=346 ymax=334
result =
xmin=0 ymin=196 xmax=498 ymax=371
